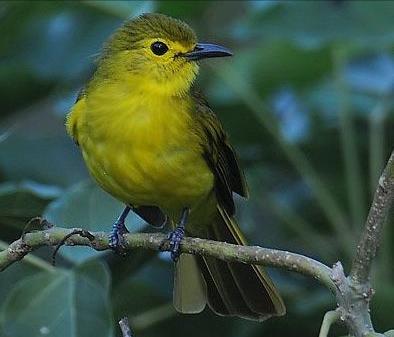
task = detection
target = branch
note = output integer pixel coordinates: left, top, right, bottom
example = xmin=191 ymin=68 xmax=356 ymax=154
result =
xmin=119 ymin=317 xmax=133 ymax=337
xmin=0 ymin=226 xmax=335 ymax=291
xmin=331 ymin=150 xmax=394 ymax=337
xmin=351 ymin=150 xmax=394 ymax=283
xmin=318 ymin=310 xmax=340 ymax=337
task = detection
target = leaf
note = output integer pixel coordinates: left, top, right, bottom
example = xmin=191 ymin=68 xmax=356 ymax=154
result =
xmin=112 ymin=278 xmax=170 ymax=325
xmin=107 ymin=242 xmax=158 ymax=288
xmin=0 ymin=261 xmax=113 ymax=337
xmin=43 ymin=180 xmax=145 ymax=263
xmin=114 ymin=257 xmax=173 ymax=305
xmin=0 ymin=263 xmax=42 ymax=304
xmin=0 ymin=100 xmax=88 ymax=187
xmin=0 ymin=181 xmax=61 ymax=230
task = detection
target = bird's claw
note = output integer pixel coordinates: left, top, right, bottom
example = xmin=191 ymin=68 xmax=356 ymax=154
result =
xmin=162 ymin=225 xmax=185 ymax=262
xmin=109 ymin=220 xmax=129 ymax=256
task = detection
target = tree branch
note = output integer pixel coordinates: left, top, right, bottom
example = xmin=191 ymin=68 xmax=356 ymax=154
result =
xmin=119 ymin=317 xmax=133 ymax=337
xmin=351 ymin=150 xmax=394 ymax=283
xmin=331 ymin=150 xmax=394 ymax=337
xmin=318 ymin=310 xmax=340 ymax=337
xmin=0 ymin=226 xmax=335 ymax=291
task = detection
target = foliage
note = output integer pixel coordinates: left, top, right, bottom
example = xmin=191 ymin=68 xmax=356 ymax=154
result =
xmin=0 ymin=1 xmax=393 ymax=336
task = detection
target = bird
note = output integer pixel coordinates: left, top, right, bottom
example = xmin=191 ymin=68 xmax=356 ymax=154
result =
xmin=66 ymin=13 xmax=285 ymax=321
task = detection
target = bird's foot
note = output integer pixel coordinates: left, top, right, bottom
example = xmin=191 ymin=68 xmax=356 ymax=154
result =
xmin=162 ymin=225 xmax=185 ymax=262
xmin=109 ymin=219 xmax=129 ymax=256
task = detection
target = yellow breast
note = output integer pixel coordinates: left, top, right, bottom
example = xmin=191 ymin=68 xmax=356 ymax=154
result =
xmin=67 ymin=83 xmax=214 ymax=213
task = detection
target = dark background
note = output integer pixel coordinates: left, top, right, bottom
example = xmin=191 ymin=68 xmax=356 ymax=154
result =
xmin=0 ymin=1 xmax=393 ymax=336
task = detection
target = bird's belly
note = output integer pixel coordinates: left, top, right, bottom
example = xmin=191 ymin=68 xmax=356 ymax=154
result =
xmin=81 ymin=119 xmax=214 ymax=212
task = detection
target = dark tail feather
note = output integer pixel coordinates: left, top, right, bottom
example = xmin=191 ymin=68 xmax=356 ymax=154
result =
xmin=198 ymin=206 xmax=286 ymax=321
xmin=173 ymin=206 xmax=285 ymax=321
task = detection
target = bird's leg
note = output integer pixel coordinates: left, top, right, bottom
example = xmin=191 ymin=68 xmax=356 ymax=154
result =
xmin=109 ymin=206 xmax=131 ymax=254
xmin=166 ymin=207 xmax=190 ymax=262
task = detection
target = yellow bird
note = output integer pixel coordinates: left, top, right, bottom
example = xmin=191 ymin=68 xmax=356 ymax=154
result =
xmin=66 ymin=13 xmax=285 ymax=321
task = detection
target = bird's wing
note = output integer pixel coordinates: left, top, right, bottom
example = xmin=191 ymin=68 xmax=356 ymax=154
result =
xmin=193 ymin=92 xmax=248 ymax=216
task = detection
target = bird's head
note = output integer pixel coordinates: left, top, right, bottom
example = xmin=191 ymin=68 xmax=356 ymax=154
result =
xmin=96 ymin=13 xmax=232 ymax=96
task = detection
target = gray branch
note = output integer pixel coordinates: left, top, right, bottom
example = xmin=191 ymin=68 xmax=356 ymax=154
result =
xmin=0 ymin=227 xmax=335 ymax=291
xmin=119 ymin=317 xmax=133 ymax=337
xmin=332 ymin=150 xmax=394 ymax=337
xmin=351 ymin=151 xmax=394 ymax=283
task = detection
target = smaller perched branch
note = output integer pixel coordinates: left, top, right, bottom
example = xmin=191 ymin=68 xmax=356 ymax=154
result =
xmin=22 ymin=217 xmax=53 ymax=239
xmin=52 ymin=229 xmax=95 ymax=265
xmin=119 ymin=317 xmax=133 ymax=337
xmin=351 ymin=150 xmax=394 ymax=283
xmin=0 ymin=227 xmax=335 ymax=291
xmin=318 ymin=310 xmax=340 ymax=337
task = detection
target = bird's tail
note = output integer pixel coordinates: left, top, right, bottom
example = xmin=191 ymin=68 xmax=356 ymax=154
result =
xmin=173 ymin=205 xmax=286 ymax=321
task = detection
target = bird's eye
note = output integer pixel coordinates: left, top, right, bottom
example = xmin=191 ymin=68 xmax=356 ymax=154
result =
xmin=150 ymin=41 xmax=169 ymax=56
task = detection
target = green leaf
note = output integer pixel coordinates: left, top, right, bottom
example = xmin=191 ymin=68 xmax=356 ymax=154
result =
xmin=113 ymin=278 xmax=170 ymax=326
xmin=0 ymin=100 xmax=88 ymax=187
xmin=0 ymin=263 xmax=42 ymax=304
xmin=0 ymin=261 xmax=113 ymax=337
xmin=0 ymin=181 xmax=61 ymax=230
xmin=43 ymin=180 xmax=145 ymax=263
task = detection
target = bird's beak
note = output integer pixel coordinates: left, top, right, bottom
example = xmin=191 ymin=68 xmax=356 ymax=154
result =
xmin=184 ymin=43 xmax=233 ymax=61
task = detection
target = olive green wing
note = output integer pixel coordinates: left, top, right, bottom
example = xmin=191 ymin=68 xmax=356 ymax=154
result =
xmin=193 ymin=92 xmax=248 ymax=216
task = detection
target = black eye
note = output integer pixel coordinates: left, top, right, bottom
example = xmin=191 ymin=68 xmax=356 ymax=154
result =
xmin=150 ymin=41 xmax=169 ymax=56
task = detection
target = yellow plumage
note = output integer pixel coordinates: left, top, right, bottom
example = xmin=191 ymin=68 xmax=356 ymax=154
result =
xmin=67 ymin=83 xmax=213 ymax=213
xmin=66 ymin=13 xmax=285 ymax=321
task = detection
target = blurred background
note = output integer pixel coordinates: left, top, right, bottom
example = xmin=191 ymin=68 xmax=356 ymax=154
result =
xmin=0 ymin=1 xmax=393 ymax=336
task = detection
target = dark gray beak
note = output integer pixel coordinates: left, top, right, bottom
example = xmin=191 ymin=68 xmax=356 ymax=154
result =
xmin=184 ymin=43 xmax=233 ymax=61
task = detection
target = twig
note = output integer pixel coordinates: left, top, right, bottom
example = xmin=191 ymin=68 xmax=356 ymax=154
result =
xmin=331 ymin=262 xmax=374 ymax=336
xmin=351 ymin=150 xmax=394 ymax=283
xmin=330 ymin=150 xmax=394 ymax=337
xmin=21 ymin=217 xmax=53 ymax=239
xmin=52 ymin=229 xmax=95 ymax=266
xmin=318 ymin=310 xmax=340 ymax=337
xmin=0 ymin=239 xmax=55 ymax=272
xmin=0 ymin=227 xmax=335 ymax=291
xmin=119 ymin=317 xmax=133 ymax=337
